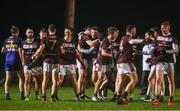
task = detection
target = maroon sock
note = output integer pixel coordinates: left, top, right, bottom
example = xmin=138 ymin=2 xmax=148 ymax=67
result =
xmin=145 ymin=95 xmax=150 ymax=99
xmin=170 ymin=96 xmax=173 ymax=101
xmin=122 ymin=91 xmax=128 ymax=99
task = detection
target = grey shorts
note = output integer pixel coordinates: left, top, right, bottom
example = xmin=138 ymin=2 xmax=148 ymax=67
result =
xmin=43 ymin=62 xmax=59 ymax=73
xmin=116 ymin=63 xmax=136 ymax=74
xmin=156 ymin=62 xmax=174 ymax=74
xmin=96 ymin=64 xmax=112 ymax=73
xmin=59 ymin=64 xmax=76 ymax=75
xmin=24 ymin=66 xmax=42 ymax=75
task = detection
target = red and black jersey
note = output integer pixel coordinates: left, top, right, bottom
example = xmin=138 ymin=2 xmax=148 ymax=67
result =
xmin=111 ymin=37 xmax=121 ymax=51
xmin=117 ymin=34 xmax=134 ymax=63
xmin=42 ymin=34 xmax=62 ymax=64
xmin=21 ymin=39 xmax=40 ymax=66
xmin=96 ymin=37 xmax=112 ymax=65
xmin=78 ymin=33 xmax=92 ymax=60
xmin=59 ymin=38 xmax=78 ymax=65
xmin=156 ymin=33 xmax=178 ymax=63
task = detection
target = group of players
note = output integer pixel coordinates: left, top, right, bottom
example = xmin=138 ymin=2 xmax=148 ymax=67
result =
xmin=1 ymin=21 xmax=178 ymax=106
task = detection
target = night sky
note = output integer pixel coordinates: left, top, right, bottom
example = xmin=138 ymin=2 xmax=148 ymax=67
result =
xmin=0 ymin=0 xmax=180 ymax=82
xmin=0 ymin=0 xmax=179 ymax=40
xmin=0 ymin=0 xmax=179 ymax=52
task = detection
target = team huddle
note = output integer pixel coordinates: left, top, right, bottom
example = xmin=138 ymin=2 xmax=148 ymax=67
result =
xmin=1 ymin=21 xmax=178 ymax=106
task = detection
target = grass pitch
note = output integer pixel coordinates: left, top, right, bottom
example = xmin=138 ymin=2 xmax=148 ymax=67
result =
xmin=0 ymin=84 xmax=180 ymax=110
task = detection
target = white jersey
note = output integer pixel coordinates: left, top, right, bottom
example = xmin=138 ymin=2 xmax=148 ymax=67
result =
xmin=142 ymin=44 xmax=153 ymax=71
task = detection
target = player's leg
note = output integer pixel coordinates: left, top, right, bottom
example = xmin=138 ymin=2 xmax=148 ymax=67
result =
xmin=98 ymin=76 xmax=108 ymax=100
xmin=78 ymin=59 xmax=89 ymax=98
xmin=153 ymin=63 xmax=164 ymax=105
xmin=57 ymin=66 xmax=66 ymax=100
xmin=112 ymin=73 xmax=119 ymax=102
xmin=41 ymin=62 xmax=50 ymax=101
xmin=58 ymin=73 xmax=65 ymax=85
xmin=23 ymin=66 xmax=31 ymax=101
xmin=100 ymin=65 xmax=113 ymax=99
xmin=33 ymin=75 xmax=40 ymax=100
xmin=32 ymin=67 xmax=42 ymax=100
xmin=4 ymin=71 xmax=13 ymax=100
xmin=92 ymin=71 xmax=105 ymax=101
xmin=142 ymin=65 xmax=156 ymax=102
xmin=159 ymin=76 xmax=165 ymax=102
xmin=117 ymin=63 xmax=136 ymax=104
xmin=16 ymin=70 xmax=25 ymax=100
xmin=69 ymin=65 xmax=80 ymax=102
xmin=167 ymin=63 xmax=175 ymax=106
xmin=92 ymin=70 xmax=98 ymax=87
xmin=129 ymin=71 xmax=138 ymax=101
xmin=115 ymin=73 xmax=126 ymax=104
xmin=121 ymin=72 xmax=136 ymax=104
xmin=50 ymin=64 xmax=58 ymax=102
xmin=115 ymin=63 xmax=126 ymax=104
xmin=92 ymin=59 xmax=98 ymax=85
xmin=77 ymin=68 xmax=85 ymax=96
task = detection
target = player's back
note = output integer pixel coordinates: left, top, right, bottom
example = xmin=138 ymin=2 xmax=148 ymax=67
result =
xmin=3 ymin=36 xmax=22 ymax=65
xmin=117 ymin=34 xmax=133 ymax=63
xmin=43 ymin=34 xmax=61 ymax=64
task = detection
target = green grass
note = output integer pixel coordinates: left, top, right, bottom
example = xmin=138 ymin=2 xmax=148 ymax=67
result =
xmin=0 ymin=84 xmax=180 ymax=110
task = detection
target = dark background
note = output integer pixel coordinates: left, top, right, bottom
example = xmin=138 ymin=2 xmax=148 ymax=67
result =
xmin=0 ymin=0 xmax=179 ymax=85
xmin=0 ymin=0 xmax=179 ymax=38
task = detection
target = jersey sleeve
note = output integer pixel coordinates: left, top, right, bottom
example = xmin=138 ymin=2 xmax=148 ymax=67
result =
xmin=17 ymin=37 xmax=22 ymax=48
xmin=173 ymin=36 xmax=178 ymax=44
xmin=84 ymin=35 xmax=91 ymax=41
xmin=2 ymin=39 xmax=7 ymax=48
xmin=20 ymin=41 xmax=24 ymax=50
xmin=101 ymin=39 xmax=108 ymax=51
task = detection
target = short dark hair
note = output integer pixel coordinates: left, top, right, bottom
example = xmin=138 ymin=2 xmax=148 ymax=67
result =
xmin=161 ymin=21 xmax=170 ymax=26
xmin=10 ymin=25 xmax=19 ymax=34
xmin=107 ymin=26 xmax=118 ymax=35
xmin=146 ymin=30 xmax=154 ymax=37
xmin=65 ymin=27 xmax=73 ymax=32
xmin=150 ymin=26 xmax=160 ymax=35
xmin=48 ymin=24 xmax=56 ymax=32
xmin=40 ymin=28 xmax=48 ymax=33
xmin=84 ymin=25 xmax=92 ymax=31
xmin=26 ymin=27 xmax=33 ymax=31
xmin=126 ymin=25 xmax=136 ymax=33
xmin=91 ymin=26 xmax=100 ymax=32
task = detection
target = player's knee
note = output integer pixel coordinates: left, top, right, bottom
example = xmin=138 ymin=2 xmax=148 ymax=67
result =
xmin=27 ymin=79 xmax=31 ymax=84
xmin=130 ymin=78 xmax=135 ymax=84
xmin=5 ymin=79 xmax=10 ymax=85
xmin=169 ymin=80 xmax=174 ymax=85
xmin=134 ymin=79 xmax=138 ymax=85
xmin=156 ymin=78 xmax=161 ymax=84
xmin=98 ymin=76 xmax=104 ymax=82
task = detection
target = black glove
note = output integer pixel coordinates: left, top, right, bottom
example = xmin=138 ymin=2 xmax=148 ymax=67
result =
xmin=159 ymin=50 xmax=166 ymax=55
xmin=146 ymin=58 xmax=151 ymax=63
xmin=27 ymin=63 xmax=33 ymax=70
xmin=113 ymin=53 xmax=118 ymax=60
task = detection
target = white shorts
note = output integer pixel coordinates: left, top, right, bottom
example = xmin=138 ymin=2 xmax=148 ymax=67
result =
xmin=96 ymin=64 xmax=111 ymax=73
xmin=76 ymin=59 xmax=89 ymax=69
xmin=24 ymin=66 xmax=42 ymax=75
xmin=117 ymin=63 xmax=136 ymax=74
xmin=43 ymin=62 xmax=59 ymax=73
xmin=156 ymin=62 xmax=174 ymax=74
xmin=149 ymin=65 xmax=156 ymax=76
xmin=59 ymin=64 xmax=76 ymax=75
xmin=92 ymin=59 xmax=97 ymax=72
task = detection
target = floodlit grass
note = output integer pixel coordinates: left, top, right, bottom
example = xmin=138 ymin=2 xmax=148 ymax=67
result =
xmin=0 ymin=84 xmax=180 ymax=110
